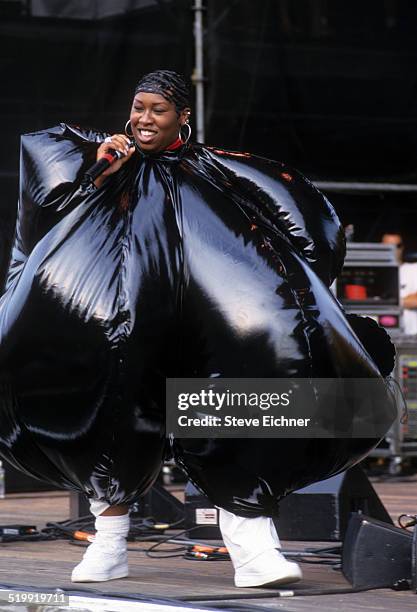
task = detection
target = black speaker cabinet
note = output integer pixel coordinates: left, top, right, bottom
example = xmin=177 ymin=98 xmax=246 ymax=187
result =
xmin=342 ymin=513 xmax=412 ymax=588
xmin=69 ymin=491 xmax=91 ymax=518
xmin=275 ymin=465 xmax=392 ymax=541
xmin=184 ymin=481 xmax=222 ymax=539
xmin=133 ymin=483 xmax=184 ymax=525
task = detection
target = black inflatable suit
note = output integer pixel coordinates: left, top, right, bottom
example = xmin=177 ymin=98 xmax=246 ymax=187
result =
xmin=0 ymin=124 xmax=395 ymax=516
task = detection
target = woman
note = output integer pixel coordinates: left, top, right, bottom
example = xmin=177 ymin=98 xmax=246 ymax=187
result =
xmin=0 ymin=71 xmax=395 ymax=586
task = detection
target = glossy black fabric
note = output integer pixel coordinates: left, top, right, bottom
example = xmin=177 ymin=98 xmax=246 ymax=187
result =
xmin=0 ymin=124 xmax=395 ymax=514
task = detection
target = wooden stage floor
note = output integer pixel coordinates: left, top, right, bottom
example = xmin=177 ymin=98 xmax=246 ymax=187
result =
xmin=0 ymin=476 xmax=416 ymax=611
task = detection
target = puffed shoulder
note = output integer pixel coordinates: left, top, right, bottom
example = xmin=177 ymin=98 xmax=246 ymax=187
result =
xmin=17 ymin=127 xmax=346 ymax=287
xmin=21 ymin=122 xmax=109 ymax=143
xmin=19 ymin=124 xmax=109 ymax=210
xmin=194 ymin=144 xmax=346 ymax=286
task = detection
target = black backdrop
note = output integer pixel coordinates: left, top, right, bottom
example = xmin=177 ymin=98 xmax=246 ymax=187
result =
xmin=207 ymin=0 xmax=417 ymax=181
xmin=1 ymin=0 xmax=417 ymax=284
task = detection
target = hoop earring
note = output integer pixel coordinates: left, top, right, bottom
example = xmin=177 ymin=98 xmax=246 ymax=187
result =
xmin=124 ymin=119 xmax=134 ymax=137
xmin=180 ymin=122 xmax=192 ymax=144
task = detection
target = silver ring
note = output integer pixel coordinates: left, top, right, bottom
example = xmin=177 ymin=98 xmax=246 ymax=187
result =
xmin=104 ymin=136 xmax=113 ymax=143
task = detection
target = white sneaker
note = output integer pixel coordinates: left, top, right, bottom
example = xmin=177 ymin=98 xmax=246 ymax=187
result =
xmin=234 ymin=548 xmax=302 ymax=588
xmin=71 ymin=537 xmax=128 ymax=582
xmin=218 ymin=508 xmax=302 ymax=588
xmin=71 ymin=513 xmax=129 ymax=582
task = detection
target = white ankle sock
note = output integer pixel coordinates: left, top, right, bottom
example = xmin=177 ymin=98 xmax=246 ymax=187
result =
xmin=71 ymin=513 xmax=130 ymax=582
xmin=94 ymin=513 xmax=130 ymax=538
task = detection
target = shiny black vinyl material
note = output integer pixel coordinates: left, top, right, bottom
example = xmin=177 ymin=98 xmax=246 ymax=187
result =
xmin=0 ymin=124 xmax=395 ymax=514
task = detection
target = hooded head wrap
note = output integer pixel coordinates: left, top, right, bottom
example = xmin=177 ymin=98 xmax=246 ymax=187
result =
xmin=134 ymin=70 xmax=190 ymax=114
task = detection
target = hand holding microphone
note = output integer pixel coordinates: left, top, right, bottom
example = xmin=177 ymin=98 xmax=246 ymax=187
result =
xmin=83 ymin=134 xmax=136 ymax=189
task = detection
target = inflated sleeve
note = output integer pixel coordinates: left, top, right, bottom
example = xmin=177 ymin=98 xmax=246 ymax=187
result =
xmin=202 ymin=146 xmax=346 ymax=286
xmin=2 ymin=123 xmax=108 ymax=296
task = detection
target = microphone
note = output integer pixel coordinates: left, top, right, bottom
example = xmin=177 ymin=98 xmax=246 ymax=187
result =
xmin=82 ymin=148 xmax=124 ymax=186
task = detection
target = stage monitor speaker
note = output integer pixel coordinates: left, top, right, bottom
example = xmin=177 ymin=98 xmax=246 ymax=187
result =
xmin=275 ymin=465 xmax=392 ymax=541
xmin=342 ymin=513 xmax=412 ymax=588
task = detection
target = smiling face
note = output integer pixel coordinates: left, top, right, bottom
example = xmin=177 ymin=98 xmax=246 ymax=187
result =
xmin=130 ymin=91 xmax=190 ymax=153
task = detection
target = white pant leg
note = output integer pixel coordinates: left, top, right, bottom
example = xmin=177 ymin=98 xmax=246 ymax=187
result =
xmin=218 ymin=507 xmax=281 ymax=568
xmin=218 ymin=507 xmax=302 ymax=587
xmin=89 ymin=499 xmax=111 ymax=517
